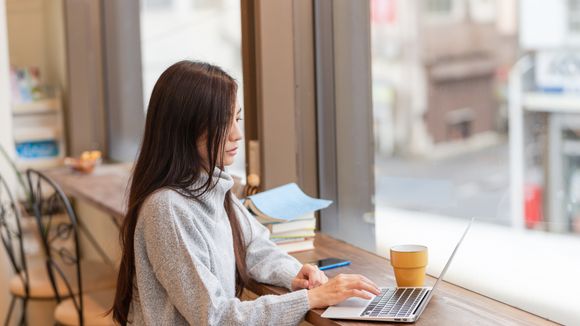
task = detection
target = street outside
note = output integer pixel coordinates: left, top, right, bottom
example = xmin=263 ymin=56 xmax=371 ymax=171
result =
xmin=375 ymin=143 xmax=511 ymax=226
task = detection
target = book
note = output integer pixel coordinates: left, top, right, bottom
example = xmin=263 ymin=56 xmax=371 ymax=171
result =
xmin=271 ymin=237 xmax=306 ymax=244
xmin=269 ymin=229 xmax=316 ymax=239
xmin=276 ymin=238 xmax=315 ymax=253
xmin=244 ymin=183 xmax=332 ymax=223
xmin=254 ymin=211 xmax=314 ymax=225
xmin=266 ymin=217 xmax=316 ymax=234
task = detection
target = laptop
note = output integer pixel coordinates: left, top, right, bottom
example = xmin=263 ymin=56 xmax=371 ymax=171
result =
xmin=321 ymin=218 xmax=473 ymax=323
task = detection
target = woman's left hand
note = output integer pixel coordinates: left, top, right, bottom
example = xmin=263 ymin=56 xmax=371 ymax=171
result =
xmin=291 ymin=264 xmax=329 ymax=291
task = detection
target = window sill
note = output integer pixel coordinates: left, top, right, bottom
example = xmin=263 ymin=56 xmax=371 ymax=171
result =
xmin=375 ymin=206 xmax=579 ymax=326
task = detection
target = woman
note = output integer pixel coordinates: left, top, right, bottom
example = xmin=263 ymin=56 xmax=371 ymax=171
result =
xmin=111 ymin=61 xmax=380 ymax=325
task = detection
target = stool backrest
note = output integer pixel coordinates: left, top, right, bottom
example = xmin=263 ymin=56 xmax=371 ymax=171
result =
xmin=26 ymin=169 xmax=85 ymax=318
xmin=0 ymin=173 xmax=28 ymax=296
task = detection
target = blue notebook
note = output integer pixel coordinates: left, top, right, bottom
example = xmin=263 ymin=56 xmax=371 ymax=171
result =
xmin=244 ymin=183 xmax=332 ymax=223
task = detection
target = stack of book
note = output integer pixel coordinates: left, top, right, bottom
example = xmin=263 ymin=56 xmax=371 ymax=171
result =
xmin=243 ymin=183 xmax=332 ymax=253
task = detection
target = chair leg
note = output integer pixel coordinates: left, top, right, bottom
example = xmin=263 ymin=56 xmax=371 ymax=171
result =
xmin=18 ymin=298 xmax=27 ymax=326
xmin=3 ymin=295 xmax=16 ymax=326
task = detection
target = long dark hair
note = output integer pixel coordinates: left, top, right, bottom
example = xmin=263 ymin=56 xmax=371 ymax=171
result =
xmin=111 ymin=61 xmax=249 ymax=325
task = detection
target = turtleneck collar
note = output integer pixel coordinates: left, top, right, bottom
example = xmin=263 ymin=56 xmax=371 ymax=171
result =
xmin=187 ymin=167 xmax=234 ymax=203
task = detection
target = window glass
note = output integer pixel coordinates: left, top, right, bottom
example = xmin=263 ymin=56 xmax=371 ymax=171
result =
xmin=372 ymin=0 xmax=515 ymax=227
xmin=425 ymin=0 xmax=452 ymax=14
xmin=371 ymin=1 xmax=579 ymax=323
xmin=570 ymin=0 xmax=580 ymax=34
xmin=140 ymin=0 xmax=246 ymax=178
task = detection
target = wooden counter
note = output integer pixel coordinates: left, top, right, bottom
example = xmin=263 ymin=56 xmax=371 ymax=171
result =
xmin=45 ymin=164 xmax=556 ymax=326
xmin=249 ymin=233 xmax=556 ymax=325
xmin=45 ymin=163 xmax=132 ymax=225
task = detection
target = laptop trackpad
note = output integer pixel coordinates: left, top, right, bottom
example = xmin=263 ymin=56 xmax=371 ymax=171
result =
xmin=321 ymin=297 xmax=369 ymax=319
xmin=335 ymin=297 xmax=370 ymax=308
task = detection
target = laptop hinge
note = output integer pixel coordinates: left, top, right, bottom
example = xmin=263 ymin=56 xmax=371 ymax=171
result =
xmin=412 ymin=290 xmax=430 ymax=315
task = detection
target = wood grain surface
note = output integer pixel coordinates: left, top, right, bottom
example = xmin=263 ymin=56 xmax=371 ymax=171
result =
xmin=247 ymin=234 xmax=557 ymax=326
xmin=45 ymin=164 xmax=132 ymax=225
xmin=46 ymin=165 xmax=557 ymax=325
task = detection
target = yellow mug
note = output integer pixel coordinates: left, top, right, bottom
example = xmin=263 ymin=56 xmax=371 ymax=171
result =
xmin=390 ymin=245 xmax=428 ymax=287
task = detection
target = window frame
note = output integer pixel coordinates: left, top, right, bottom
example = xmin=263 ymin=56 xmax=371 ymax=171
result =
xmin=314 ymin=0 xmax=376 ymax=252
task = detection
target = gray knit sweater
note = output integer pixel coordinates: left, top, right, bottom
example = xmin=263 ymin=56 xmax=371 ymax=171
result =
xmin=128 ymin=168 xmax=310 ymax=325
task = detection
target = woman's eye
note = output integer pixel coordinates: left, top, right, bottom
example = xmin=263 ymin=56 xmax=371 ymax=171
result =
xmin=236 ymin=117 xmax=243 ymax=122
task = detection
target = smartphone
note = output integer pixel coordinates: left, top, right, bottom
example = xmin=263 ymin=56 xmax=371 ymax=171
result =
xmin=312 ymin=257 xmax=351 ymax=271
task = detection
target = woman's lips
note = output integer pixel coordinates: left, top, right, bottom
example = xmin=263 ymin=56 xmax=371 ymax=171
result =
xmin=226 ymin=147 xmax=238 ymax=154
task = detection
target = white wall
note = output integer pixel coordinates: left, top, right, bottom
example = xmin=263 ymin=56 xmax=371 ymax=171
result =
xmin=5 ymin=0 xmax=66 ymax=88
xmin=0 ymin=0 xmax=15 ymax=188
xmin=5 ymin=0 xmax=47 ymax=77
xmin=0 ymin=0 xmax=16 ymax=320
xmin=1 ymin=2 xmax=62 ymax=323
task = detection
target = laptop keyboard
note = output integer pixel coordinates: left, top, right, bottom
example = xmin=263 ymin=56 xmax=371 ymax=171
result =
xmin=360 ymin=288 xmax=429 ymax=318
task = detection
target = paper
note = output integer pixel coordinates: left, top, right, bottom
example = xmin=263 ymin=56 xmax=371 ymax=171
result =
xmin=247 ymin=183 xmax=332 ymax=221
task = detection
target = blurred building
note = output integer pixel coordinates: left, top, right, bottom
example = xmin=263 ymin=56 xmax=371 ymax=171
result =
xmin=371 ymin=0 xmax=518 ymax=156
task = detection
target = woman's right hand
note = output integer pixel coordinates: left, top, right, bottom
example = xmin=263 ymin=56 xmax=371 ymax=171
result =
xmin=306 ymin=274 xmax=381 ymax=309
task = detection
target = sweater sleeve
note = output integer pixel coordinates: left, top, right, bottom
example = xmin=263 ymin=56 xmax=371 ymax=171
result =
xmin=140 ymin=195 xmax=310 ymax=326
xmin=232 ymin=196 xmax=304 ymax=290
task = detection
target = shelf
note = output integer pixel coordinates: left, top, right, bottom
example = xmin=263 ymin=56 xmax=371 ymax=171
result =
xmin=523 ymin=92 xmax=580 ymax=113
xmin=15 ymin=157 xmax=63 ymax=170
xmin=12 ymin=97 xmax=60 ymax=115
xmin=13 ymin=127 xmax=61 ymax=143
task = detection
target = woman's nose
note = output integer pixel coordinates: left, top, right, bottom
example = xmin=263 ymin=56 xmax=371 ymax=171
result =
xmin=230 ymin=121 xmax=243 ymax=141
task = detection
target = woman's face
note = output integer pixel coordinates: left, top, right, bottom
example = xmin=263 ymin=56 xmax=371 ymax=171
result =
xmin=222 ymin=102 xmax=243 ymax=167
xmin=197 ymin=100 xmax=243 ymax=168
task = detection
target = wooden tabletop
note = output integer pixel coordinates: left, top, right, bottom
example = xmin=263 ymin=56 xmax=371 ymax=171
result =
xmin=247 ymin=233 xmax=556 ymax=326
xmin=45 ymin=164 xmax=246 ymax=226
xmin=45 ymin=164 xmax=556 ymax=325
xmin=44 ymin=163 xmax=132 ymax=225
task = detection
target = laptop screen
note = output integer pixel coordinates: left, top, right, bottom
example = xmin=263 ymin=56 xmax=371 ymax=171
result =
xmin=430 ymin=218 xmax=474 ymax=293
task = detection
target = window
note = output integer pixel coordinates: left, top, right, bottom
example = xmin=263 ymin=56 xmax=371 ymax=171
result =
xmin=371 ymin=1 xmax=579 ymax=324
xmin=425 ymin=0 xmax=452 ymax=14
xmin=139 ymin=0 xmax=246 ymax=178
xmin=469 ymin=0 xmax=496 ymax=23
xmin=142 ymin=0 xmax=174 ymax=10
xmin=569 ymin=0 xmax=580 ymax=34
xmin=423 ymin=0 xmax=465 ymax=23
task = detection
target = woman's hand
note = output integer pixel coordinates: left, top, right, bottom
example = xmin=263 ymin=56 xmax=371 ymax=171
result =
xmin=307 ymin=274 xmax=381 ymax=309
xmin=291 ymin=264 xmax=329 ymax=291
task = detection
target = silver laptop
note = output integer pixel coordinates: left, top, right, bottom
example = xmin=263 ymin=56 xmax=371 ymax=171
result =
xmin=321 ymin=218 xmax=473 ymax=323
